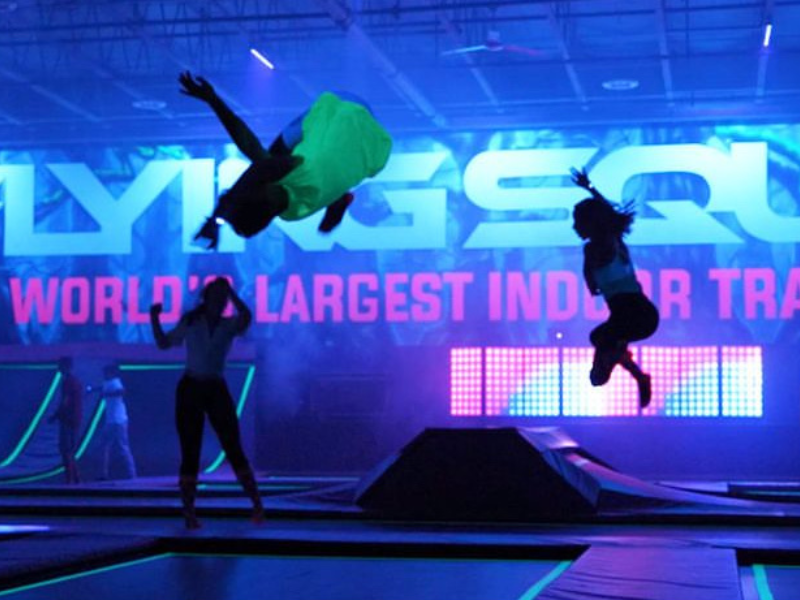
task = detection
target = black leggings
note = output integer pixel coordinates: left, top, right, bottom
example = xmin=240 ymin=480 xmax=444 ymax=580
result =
xmin=175 ymin=375 xmax=251 ymax=479
xmin=590 ymin=293 xmax=660 ymax=351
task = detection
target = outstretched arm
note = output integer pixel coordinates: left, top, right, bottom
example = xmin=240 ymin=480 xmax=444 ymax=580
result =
xmin=570 ymin=167 xmax=605 ymax=201
xmin=179 ymin=71 xmax=268 ymax=162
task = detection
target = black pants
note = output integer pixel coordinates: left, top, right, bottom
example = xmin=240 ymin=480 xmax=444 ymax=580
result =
xmin=175 ymin=375 xmax=251 ymax=479
xmin=590 ymin=292 xmax=660 ymax=351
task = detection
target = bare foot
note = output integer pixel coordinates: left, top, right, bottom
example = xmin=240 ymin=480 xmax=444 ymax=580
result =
xmin=637 ymin=373 xmax=652 ymax=409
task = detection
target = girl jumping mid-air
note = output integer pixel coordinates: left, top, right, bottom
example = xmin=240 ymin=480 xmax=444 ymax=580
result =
xmin=179 ymin=71 xmax=393 ymax=249
xmin=571 ymin=168 xmax=659 ymax=408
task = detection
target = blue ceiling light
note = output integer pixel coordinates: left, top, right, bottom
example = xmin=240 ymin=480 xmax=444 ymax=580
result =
xmin=250 ymin=48 xmax=275 ymax=69
xmin=601 ymin=78 xmax=639 ymax=91
xmin=762 ymin=23 xmax=773 ymax=48
xmin=132 ymin=99 xmax=167 ymax=111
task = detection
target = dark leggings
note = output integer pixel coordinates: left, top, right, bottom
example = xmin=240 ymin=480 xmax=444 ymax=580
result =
xmin=175 ymin=375 xmax=251 ymax=479
xmin=590 ymin=293 xmax=660 ymax=351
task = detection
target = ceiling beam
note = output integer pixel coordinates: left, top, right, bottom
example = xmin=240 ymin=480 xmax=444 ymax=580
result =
xmin=0 ymin=4 xmax=102 ymax=125
xmin=317 ymin=0 xmax=448 ymax=129
xmin=0 ymin=65 xmax=101 ymax=123
xmin=0 ymin=106 xmax=23 ymax=126
xmin=436 ymin=9 xmax=502 ymax=113
xmin=654 ymin=0 xmax=675 ymax=106
xmin=41 ymin=11 xmax=177 ymax=121
xmin=193 ymin=1 xmax=319 ymax=100
xmin=103 ymin=2 xmax=251 ymax=116
xmin=545 ymin=2 xmax=588 ymax=110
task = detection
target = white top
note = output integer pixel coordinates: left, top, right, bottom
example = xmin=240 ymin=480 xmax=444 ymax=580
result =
xmin=102 ymin=377 xmax=128 ymax=425
xmin=165 ymin=314 xmax=244 ymax=379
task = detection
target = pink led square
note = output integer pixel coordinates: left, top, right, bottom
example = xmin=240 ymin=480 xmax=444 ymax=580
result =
xmin=450 ymin=348 xmax=482 ymax=416
xmin=450 ymin=345 xmax=762 ymax=419
xmin=640 ymin=346 xmax=718 ymax=417
xmin=721 ymin=346 xmax=763 ymax=417
xmin=562 ymin=347 xmax=638 ymax=416
xmin=485 ymin=347 xmax=560 ymax=416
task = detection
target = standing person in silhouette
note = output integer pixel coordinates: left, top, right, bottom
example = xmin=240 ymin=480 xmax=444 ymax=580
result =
xmin=178 ymin=71 xmax=393 ymax=249
xmin=150 ymin=277 xmax=263 ymax=529
xmin=571 ymin=168 xmax=659 ymax=408
xmin=90 ymin=363 xmax=137 ymax=480
xmin=50 ymin=356 xmax=82 ymax=484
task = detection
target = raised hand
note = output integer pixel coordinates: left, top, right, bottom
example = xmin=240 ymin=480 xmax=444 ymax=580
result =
xmin=213 ymin=276 xmax=233 ymax=296
xmin=178 ymin=71 xmax=217 ymax=103
xmin=192 ymin=217 xmax=220 ymax=251
xmin=570 ymin=167 xmax=592 ymax=190
xmin=149 ymin=303 xmax=163 ymax=318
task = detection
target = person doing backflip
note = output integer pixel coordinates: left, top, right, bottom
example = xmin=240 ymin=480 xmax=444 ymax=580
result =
xmin=178 ymin=71 xmax=393 ymax=249
xmin=571 ymin=168 xmax=659 ymax=408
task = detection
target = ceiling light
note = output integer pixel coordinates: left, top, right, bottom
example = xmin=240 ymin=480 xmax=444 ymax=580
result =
xmin=132 ymin=99 xmax=167 ymax=111
xmin=763 ymin=23 xmax=773 ymax=48
xmin=250 ymin=48 xmax=275 ymax=70
xmin=601 ymin=78 xmax=640 ymax=91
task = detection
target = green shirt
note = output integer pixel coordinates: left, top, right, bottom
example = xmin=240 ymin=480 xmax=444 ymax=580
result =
xmin=278 ymin=92 xmax=393 ymax=221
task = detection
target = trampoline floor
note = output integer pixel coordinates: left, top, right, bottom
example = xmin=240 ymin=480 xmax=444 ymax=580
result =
xmin=0 ymin=553 xmax=569 ymax=600
xmin=1 ymin=472 xmax=800 ymax=600
xmin=0 ymin=514 xmax=797 ymax=600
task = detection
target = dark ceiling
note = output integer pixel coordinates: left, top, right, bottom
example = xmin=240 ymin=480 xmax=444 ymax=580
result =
xmin=0 ymin=0 xmax=797 ymax=146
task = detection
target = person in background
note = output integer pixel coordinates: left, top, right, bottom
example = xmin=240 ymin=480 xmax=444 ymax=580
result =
xmin=149 ymin=277 xmax=263 ymax=529
xmin=89 ymin=363 xmax=137 ymax=480
xmin=51 ymin=356 xmax=82 ymax=484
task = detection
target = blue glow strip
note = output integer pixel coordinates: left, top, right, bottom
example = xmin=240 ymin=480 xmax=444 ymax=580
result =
xmin=120 ymin=363 xmax=250 ymax=371
xmin=0 ymin=466 xmax=63 ymax=485
xmin=0 ymin=400 xmax=106 ymax=485
xmin=267 ymin=475 xmax=359 ymax=482
xmin=76 ymin=400 xmax=105 ymax=459
xmin=119 ymin=364 xmax=184 ymax=371
xmin=197 ymin=483 xmax=307 ymax=491
xmin=0 ymin=554 xmax=171 ymax=597
xmin=0 ymin=372 xmax=61 ymax=468
xmin=203 ymin=365 xmax=256 ymax=474
xmin=752 ymin=564 xmax=776 ymax=600
xmin=517 ymin=561 xmax=572 ymax=600
xmin=0 ymin=364 xmax=57 ymax=370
